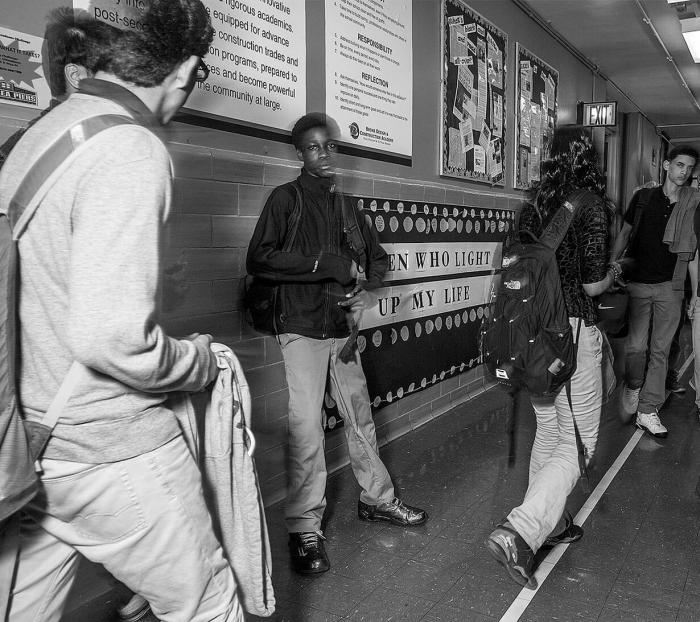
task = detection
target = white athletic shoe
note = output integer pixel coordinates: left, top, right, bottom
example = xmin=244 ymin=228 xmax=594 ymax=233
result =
xmin=635 ymin=410 xmax=668 ymax=438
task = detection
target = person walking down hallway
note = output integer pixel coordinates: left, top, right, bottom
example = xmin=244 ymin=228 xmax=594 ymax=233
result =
xmin=611 ymin=146 xmax=699 ymax=438
xmin=0 ymin=2 xmax=242 ymax=620
xmin=486 ymin=128 xmax=613 ymax=589
xmin=246 ymin=113 xmax=427 ymax=576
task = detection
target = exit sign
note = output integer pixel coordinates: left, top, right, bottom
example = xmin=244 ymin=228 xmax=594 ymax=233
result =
xmin=581 ymin=101 xmax=618 ymax=127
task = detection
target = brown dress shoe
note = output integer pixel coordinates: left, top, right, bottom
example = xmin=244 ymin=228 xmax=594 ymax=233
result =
xmin=289 ymin=531 xmax=330 ymax=575
xmin=357 ymin=498 xmax=428 ymax=526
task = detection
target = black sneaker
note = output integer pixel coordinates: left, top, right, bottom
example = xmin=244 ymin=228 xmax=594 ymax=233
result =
xmin=543 ymin=512 xmax=584 ymax=547
xmin=117 ymin=595 xmax=159 ymax=622
xmin=289 ymin=531 xmax=330 ymax=575
xmin=666 ymin=377 xmax=686 ymax=394
xmin=485 ymin=522 xmax=537 ymax=589
xmin=358 ymin=498 xmax=428 ymax=526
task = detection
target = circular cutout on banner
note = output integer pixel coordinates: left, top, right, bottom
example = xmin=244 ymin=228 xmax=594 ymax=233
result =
xmin=477 ymin=306 xmax=484 ymax=319
xmin=390 ymin=328 xmax=398 ymax=344
xmin=415 ymin=322 xmax=422 ymax=338
xmin=372 ymin=330 xmax=382 ymax=347
xmin=474 ymin=221 xmax=481 ymax=234
xmin=462 ymin=310 xmax=469 ymax=323
xmin=408 ymin=382 xmax=415 ymax=392
xmin=463 ymin=208 xmax=469 ymax=218
xmin=386 ymin=391 xmax=393 ymax=402
xmin=483 ymin=306 xmax=490 ymax=318
xmin=327 ymin=416 xmax=337 ymax=429
xmin=453 ymin=208 xmax=459 ymax=217
xmin=446 ymin=315 xmax=453 ymax=329
xmin=457 ymin=220 xmax=464 ymax=233
xmin=357 ymin=335 xmax=366 ymax=353
xmin=373 ymin=396 xmax=381 ymax=407
xmin=383 ymin=201 xmax=390 ymax=212
xmin=440 ymin=219 xmax=448 ymax=233
xmin=421 ymin=377 xmax=427 ymax=388
xmin=466 ymin=220 xmax=473 ymax=234
xmin=505 ymin=221 xmax=511 ymax=232
xmin=423 ymin=204 xmax=430 ymax=214
xmin=480 ymin=210 xmax=485 ymax=219
xmin=448 ymin=218 xmax=456 ymax=232
xmin=404 ymin=217 xmax=414 ymax=233
xmin=390 ymin=216 xmax=399 ymax=232
xmin=450 ymin=365 xmax=456 ymax=374
xmin=375 ymin=216 xmax=385 ymax=232
xmin=416 ymin=218 xmax=426 ymax=233
xmin=400 ymin=326 xmax=409 ymax=341
xmin=469 ymin=309 xmax=477 ymax=322
xmin=431 ymin=373 xmax=437 ymax=384
xmin=460 ymin=362 xmax=466 ymax=371
xmin=440 ymin=370 xmax=446 ymax=380
xmin=442 ymin=207 xmax=448 ymax=217
xmin=471 ymin=209 xmax=476 ymax=218
xmin=499 ymin=221 xmax=505 ymax=232
xmin=426 ymin=319 xmax=434 ymax=334
xmin=397 ymin=387 xmax=404 ymax=398
xmin=431 ymin=218 xmax=438 ymax=233
xmin=397 ymin=202 xmax=404 ymax=213
xmin=411 ymin=203 xmax=418 ymax=214
xmin=435 ymin=316 xmax=443 ymax=331
xmin=370 ymin=200 xmax=378 ymax=211
xmin=432 ymin=206 xmax=438 ymax=216
xmin=455 ymin=313 xmax=461 ymax=327
xmin=488 ymin=210 xmax=493 ymax=218
xmin=357 ymin=199 xmax=364 ymax=210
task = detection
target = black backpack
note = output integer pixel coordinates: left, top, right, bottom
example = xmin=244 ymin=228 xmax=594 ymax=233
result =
xmin=481 ymin=197 xmax=584 ymax=397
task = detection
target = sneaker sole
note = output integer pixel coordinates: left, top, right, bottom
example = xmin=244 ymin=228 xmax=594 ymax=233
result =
xmin=485 ymin=537 xmax=537 ymax=589
xmin=635 ymin=422 xmax=668 ymax=439
xmin=358 ymin=511 xmax=428 ymax=526
xmin=290 ymin=561 xmax=330 ymax=575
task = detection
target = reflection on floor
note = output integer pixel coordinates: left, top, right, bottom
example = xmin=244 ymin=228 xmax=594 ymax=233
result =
xmin=62 ymin=330 xmax=700 ymax=621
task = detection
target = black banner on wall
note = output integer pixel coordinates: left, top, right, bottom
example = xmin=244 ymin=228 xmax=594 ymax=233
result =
xmin=322 ymin=196 xmax=512 ymax=431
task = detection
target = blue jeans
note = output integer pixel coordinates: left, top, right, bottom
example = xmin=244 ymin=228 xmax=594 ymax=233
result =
xmin=508 ymin=319 xmax=603 ymax=552
xmin=3 ymin=436 xmax=241 ymax=622
xmin=278 ymin=333 xmax=395 ymax=533
xmin=625 ymin=281 xmax=684 ymax=412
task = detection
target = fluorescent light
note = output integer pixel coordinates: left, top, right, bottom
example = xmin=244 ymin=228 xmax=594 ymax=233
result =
xmin=682 ymin=17 xmax=700 ymax=62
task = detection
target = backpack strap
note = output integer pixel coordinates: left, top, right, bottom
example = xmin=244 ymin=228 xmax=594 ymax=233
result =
xmin=538 ymin=195 xmax=581 ymax=251
xmin=10 ymin=114 xmax=136 ymax=238
xmin=566 ymin=319 xmax=590 ymax=491
xmin=283 ymin=180 xmax=303 ymax=251
xmin=339 ymin=193 xmax=368 ymax=272
xmin=6 ymin=114 xmax=136 ymax=461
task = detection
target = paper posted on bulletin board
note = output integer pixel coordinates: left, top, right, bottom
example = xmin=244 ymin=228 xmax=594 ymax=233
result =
xmin=440 ymin=0 xmax=507 ymax=185
xmin=0 ymin=26 xmax=51 ymax=111
xmin=514 ymin=43 xmax=558 ymax=190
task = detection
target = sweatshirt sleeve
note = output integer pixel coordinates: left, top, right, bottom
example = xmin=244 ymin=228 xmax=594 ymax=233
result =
xmin=66 ymin=129 xmax=212 ymax=393
xmin=246 ymin=184 xmax=355 ymax=286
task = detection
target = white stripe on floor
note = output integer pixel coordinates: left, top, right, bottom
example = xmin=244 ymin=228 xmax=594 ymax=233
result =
xmin=498 ymin=351 xmax=693 ymax=621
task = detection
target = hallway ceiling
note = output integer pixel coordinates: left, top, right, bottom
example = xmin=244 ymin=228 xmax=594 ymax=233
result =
xmin=517 ymin=0 xmax=700 ymax=152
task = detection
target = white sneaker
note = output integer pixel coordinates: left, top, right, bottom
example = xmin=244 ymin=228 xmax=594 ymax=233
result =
xmin=636 ymin=410 xmax=668 ymax=438
xmin=621 ymin=386 xmax=641 ymax=418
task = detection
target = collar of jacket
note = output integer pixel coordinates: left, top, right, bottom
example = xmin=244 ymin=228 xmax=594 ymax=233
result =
xmin=298 ymin=168 xmax=336 ymax=198
xmin=77 ymin=78 xmax=160 ymax=130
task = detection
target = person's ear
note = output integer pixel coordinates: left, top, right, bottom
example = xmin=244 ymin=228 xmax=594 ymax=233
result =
xmin=296 ymin=147 xmax=304 ymax=162
xmin=64 ymin=63 xmax=89 ymax=93
xmin=175 ymin=55 xmax=199 ymax=89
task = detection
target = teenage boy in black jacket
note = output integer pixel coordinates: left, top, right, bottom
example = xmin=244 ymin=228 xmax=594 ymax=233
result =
xmin=247 ymin=113 xmax=427 ymax=575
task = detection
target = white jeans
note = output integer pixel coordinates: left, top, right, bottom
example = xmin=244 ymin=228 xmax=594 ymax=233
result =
xmin=3 ymin=435 xmax=242 ymax=622
xmin=507 ymin=319 xmax=603 ymax=552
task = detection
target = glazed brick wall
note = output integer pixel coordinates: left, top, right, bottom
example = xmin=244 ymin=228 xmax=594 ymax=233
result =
xmin=162 ymin=141 xmax=521 ymax=506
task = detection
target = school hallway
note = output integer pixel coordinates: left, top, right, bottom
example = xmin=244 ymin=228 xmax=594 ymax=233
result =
xmin=58 ymin=325 xmax=700 ymax=622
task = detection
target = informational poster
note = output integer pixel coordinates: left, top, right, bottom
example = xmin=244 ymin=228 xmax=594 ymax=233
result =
xmin=440 ymin=0 xmax=507 ymax=185
xmin=325 ymin=0 xmax=412 ymax=156
xmin=321 ymin=197 xmax=510 ymax=426
xmin=74 ymin=0 xmax=306 ymax=131
xmin=0 ymin=26 xmax=51 ymax=110
xmin=514 ymin=43 xmax=558 ymax=189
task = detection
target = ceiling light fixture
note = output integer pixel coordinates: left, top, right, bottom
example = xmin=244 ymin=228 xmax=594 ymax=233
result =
xmin=681 ymin=17 xmax=700 ymax=61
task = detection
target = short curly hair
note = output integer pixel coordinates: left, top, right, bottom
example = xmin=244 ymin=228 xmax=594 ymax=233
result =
xmin=104 ymin=0 xmax=213 ymax=87
xmin=291 ymin=113 xmax=340 ymax=149
xmin=44 ymin=8 xmax=120 ymax=97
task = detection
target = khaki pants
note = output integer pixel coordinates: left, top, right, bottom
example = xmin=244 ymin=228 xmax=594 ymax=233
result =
xmin=278 ymin=333 xmax=395 ymax=533
xmin=2 ymin=436 xmax=242 ymax=622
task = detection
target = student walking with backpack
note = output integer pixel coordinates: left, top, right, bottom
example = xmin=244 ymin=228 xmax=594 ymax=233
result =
xmin=486 ymin=128 xmax=616 ymax=589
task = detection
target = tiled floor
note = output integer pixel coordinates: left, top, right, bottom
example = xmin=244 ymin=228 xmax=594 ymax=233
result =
xmin=61 ymin=329 xmax=700 ymax=621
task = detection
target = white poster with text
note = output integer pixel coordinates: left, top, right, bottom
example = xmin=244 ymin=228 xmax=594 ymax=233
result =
xmin=325 ymin=0 xmax=412 ymax=156
xmin=74 ymin=0 xmax=306 ymax=131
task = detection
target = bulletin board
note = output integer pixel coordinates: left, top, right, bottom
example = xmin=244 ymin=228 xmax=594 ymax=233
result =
xmin=440 ymin=0 xmax=507 ymax=185
xmin=514 ymin=43 xmax=558 ymax=189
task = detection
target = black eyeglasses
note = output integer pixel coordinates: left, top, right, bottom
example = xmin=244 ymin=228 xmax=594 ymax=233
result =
xmin=195 ymin=58 xmax=210 ymax=83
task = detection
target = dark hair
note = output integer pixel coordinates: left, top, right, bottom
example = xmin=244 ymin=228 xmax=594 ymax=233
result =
xmin=528 ymin=126 xmax=610 ymax=219
xmin=291 ymin=113 xmax=340 ymax=149
xmin=666 ymin=145 xmax=699 ymax=164
xmin=105 ymin=0 xmax=213 ymax=87
xmin=43 ymin=8 xmax=120 ymax=97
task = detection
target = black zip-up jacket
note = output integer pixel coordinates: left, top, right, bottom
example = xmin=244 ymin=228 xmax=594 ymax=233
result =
xmin=246 ymin=169 xmax=388 ymax=338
